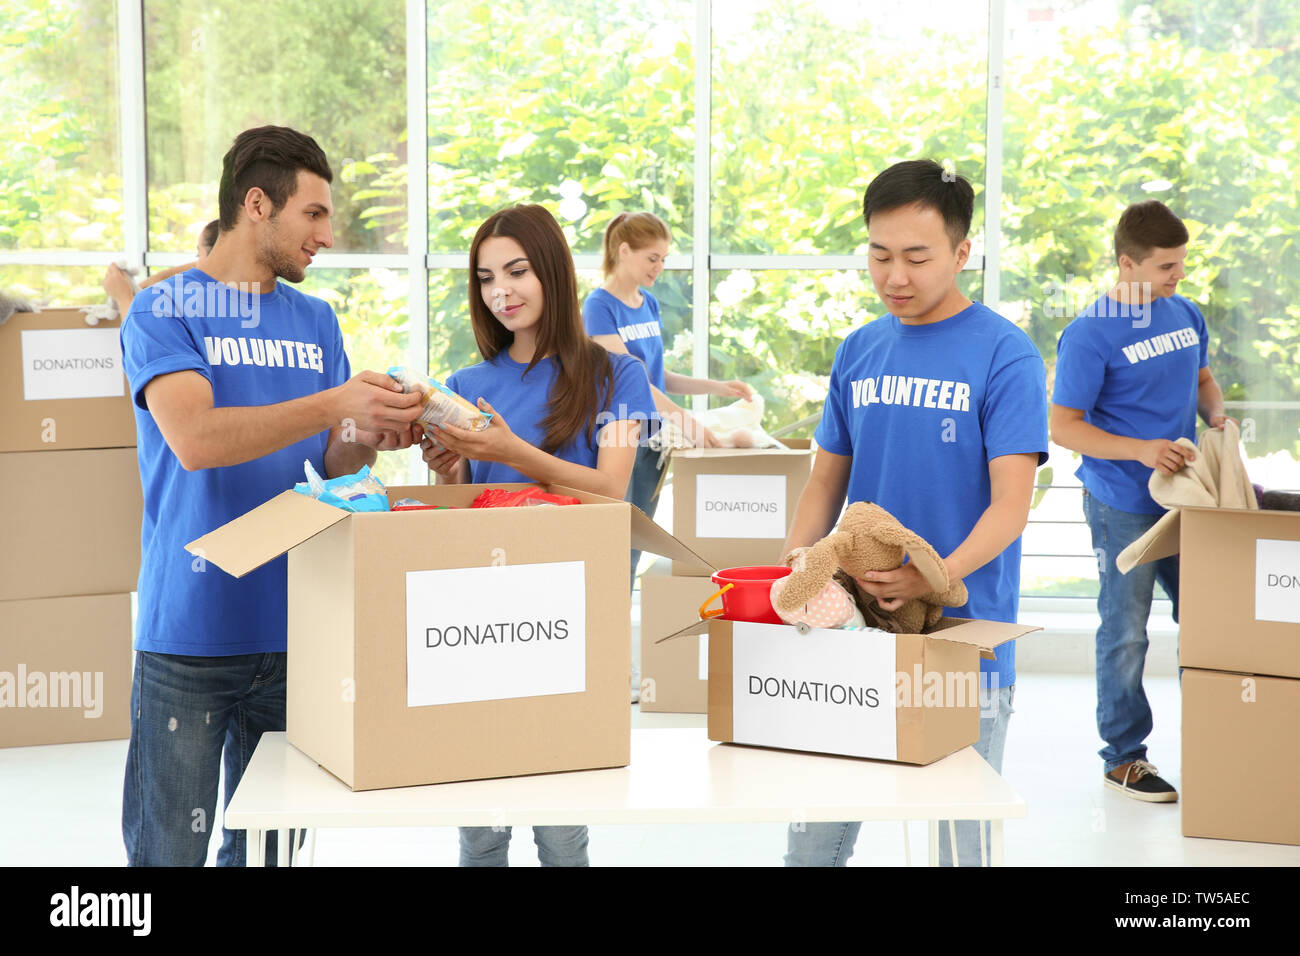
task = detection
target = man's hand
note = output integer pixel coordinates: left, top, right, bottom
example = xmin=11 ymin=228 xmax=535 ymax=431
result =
xmin=1207 ymin=413 xmax=1239 ymax=430
xmin=1137 ymin=438 xmax=1195 ymax=476
xmin=353 ymin=424 xmax=419 ymax=452
xmin=328 ymin=371 xmax=424 ymax=433
xmin=853 ymin=562 xmax=936 ymax=612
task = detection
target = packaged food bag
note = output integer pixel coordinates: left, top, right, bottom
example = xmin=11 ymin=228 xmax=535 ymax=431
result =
xmin=388 ymin=366 xmax=492 ymax=432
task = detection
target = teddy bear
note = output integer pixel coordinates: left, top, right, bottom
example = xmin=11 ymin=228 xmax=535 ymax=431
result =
xmin=769 ymin=501 xmax=968 ymax=634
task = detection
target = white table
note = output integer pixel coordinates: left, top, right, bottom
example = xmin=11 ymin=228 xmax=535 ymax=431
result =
xmin=225 ymin=728 xmax=1026 ymax=866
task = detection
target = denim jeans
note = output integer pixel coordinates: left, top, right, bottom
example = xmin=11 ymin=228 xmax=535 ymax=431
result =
xmin=626 ymin=443 xmax=667 ymax=592
xmin=1082 ymin=489 xmax=1180 ymax=773
xmin=122 ymin=650 xmax=298 ymax=866
xmin=784 ymin=684 xmax=1016 ymax=867
xmin=458 ymin=826 xmax=590 ymax=866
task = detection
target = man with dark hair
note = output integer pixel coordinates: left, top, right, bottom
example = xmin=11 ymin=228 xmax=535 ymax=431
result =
xmin=784 ymin=159 xmax=1048 ymax=866
xmin=120 ymin=125 xmax=423 ymax=866
xmin=1050 ymin=199 xmax=1232 ymax=803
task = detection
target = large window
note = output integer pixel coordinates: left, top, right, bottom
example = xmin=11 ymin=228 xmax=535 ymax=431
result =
xmin=3 ymin=1 xmax=1295 ymax=603
xmin=1003 ymin=0 xmax=1300 ymax=598
xmin=0 ymin=0 xmax=121 ymax=304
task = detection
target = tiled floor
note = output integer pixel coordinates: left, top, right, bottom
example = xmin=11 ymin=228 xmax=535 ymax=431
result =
xmin=2 ymin=672 xmax=1296 ymax=867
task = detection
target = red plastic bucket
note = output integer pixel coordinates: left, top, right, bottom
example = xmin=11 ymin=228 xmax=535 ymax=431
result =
xmin=699 ymin=566 xmax=792 ymax=625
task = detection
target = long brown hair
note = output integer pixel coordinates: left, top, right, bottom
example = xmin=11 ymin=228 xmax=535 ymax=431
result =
xmin=468 ymin=205 xmax=616 ymax=455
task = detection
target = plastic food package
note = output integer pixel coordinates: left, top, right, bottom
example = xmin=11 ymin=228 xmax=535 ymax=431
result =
xmin=470 ymin=487 xmax=581 ymax=509
xmin=293 ymin=461 xmax=390 ymax=512
xmin=388 ymin=366 xmax=491 ymax=433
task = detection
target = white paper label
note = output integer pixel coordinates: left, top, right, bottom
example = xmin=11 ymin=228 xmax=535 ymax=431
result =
xmin=1256 ymin=539 xmax=1300 ymax=624
xmin=695 ymin=473 xmax=787 ymax=539
xmin=405 ymin=561 xmax=586 ymax=707
xmin=21 ymin=329 xmax=125 ymax=401
xmin=698 ymin=633 xmax=709 ymax=682
xmin=730 ymin=622 xmax=897 ymax=760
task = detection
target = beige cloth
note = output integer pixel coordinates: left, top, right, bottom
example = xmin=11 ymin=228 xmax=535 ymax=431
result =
xmin=1116 ymin=420 xmax=1256 ymax=574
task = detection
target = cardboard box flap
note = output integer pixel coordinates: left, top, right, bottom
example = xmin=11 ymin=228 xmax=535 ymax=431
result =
xmin=928 ymin=617 xmax=1041 ymax=658
xmin=186 ymin=490 xmax=349 ymax=578
xmin=652 ymin=616 xmax=712 ymax=645
xmin=630 ymin=505 xmax=714 ymax=574
xmin=1115 ymin=509 xmax=1181 ymax=573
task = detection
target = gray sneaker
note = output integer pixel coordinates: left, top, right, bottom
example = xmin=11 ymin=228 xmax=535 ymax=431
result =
xmin=1104 ymin=759 xmax=1178 ymax=803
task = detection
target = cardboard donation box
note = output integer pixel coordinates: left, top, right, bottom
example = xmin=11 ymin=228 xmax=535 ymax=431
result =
xmin=188 ymin=483 xmax=709 ymax=791
xmin=1173 ymin=508 xmax=1300 ymax=679
xmin=706 ymin=617 xmax=1038 ymax=766
xmin=0 ymin=308 xmax=137 ymax=453
xmin=0 ymin=593 xmax=133 ymax=748
xmin=669 ymin=441 xmax=814 ymax=575
xmin=639 ymin=574 xmax=718 ymax=713
xmin=1182 ymin=668 xmax=1300 ymax=846
xmin=0 ymin=448 xmax=143 ymax=603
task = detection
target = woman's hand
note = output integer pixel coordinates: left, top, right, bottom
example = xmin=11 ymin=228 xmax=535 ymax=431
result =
xmin=427 ymin=398 xmax=522 ymax=464
xmin=716 ymin=379 xmax=755 ymax=400
xmin=678 ymin=409 xmax=720 ymax=448
xmin=418 ymin=424 xmax=464 ymax=479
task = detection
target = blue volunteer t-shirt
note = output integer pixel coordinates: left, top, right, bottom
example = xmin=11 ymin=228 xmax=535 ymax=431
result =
xmin=447 ymin=349 xmax=657 ymax=484
xmin=1052 ymin=294 xmax=1208 ymax=515
xmin=121 ymin=269 xmax=351 ymax=656
xmin=583 ymin=287 xmax=667 ymax=393
xmin=815 ymin=302 xmax=1049 ymax=688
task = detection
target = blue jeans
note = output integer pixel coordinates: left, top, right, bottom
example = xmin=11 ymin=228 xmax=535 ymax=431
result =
xmin=122 ymin=650 xmax=298 ymax=866
xmin=458 ymin=826 xmax=590 ymax=866
xmin=1082 ymin=489 xmax=1179 ymax=773
xmin=627 ymin=443 xmax=667 ymax=591
xmin=785 ymin=683 xmax=1016 ymax=867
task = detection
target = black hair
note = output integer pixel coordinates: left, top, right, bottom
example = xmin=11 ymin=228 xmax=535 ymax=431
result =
xmin=862 ymin=159 xmax=974 ymax=248
xmin=198 ymin=219 xmax=219 ymax=254
xmin=217 ymin=126 xmax=333 ymax=232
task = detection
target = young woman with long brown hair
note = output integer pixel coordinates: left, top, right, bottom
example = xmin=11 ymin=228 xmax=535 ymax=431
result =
xmin=419 ymin=203 xmax=656 ymax=866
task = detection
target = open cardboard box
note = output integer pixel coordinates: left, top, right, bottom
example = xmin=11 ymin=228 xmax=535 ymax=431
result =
xmin=705 ymin=616 xmax=1038 ymax=766
xmin=0 ymin=308 xmax=137 ymax=453
xmin=669 ymin=440 xmax=814 ymax=575
xmin=1123 ymin=506 xmax=1300 ymax=679
xmin=188 ymin=482 xmax=709 ymax=790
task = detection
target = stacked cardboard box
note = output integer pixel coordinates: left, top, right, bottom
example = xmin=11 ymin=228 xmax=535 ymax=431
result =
xmin=1128 ymin=505 xmax=1300 ymax=845
xmin=0 ymin=309 xmax=140 ymax=748
xmin=640 ymin=441 xmax=815 ymax=713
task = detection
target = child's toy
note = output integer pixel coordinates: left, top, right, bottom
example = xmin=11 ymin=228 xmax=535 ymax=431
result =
xmin=698 ymin=565 xmax=792 ymax=625
xmin=769 ymin=572 xmax=866 ymax=629
xmin=293 ymin=461 xmax=389 ymax=512
xmin=771 ymin=501 xmax=968 ymax=634
xmin=388 ymin=366 xmax=492 ymax=433
xmin=0 ymin=288 xmax=37 ymax=328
